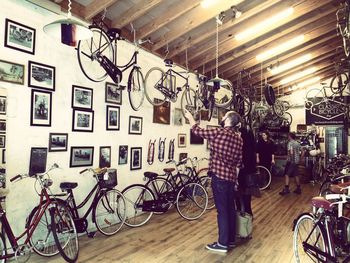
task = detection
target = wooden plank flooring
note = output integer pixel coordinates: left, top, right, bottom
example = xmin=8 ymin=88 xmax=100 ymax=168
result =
xmin=29 ymin=177 xmax=319 ymax=263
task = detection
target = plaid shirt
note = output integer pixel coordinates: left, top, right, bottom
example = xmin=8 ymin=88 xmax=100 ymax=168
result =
xmin=287 ymin=139 xmax=301 ymax=164
xmin=192 ymin=124 xmax=243 ymax=182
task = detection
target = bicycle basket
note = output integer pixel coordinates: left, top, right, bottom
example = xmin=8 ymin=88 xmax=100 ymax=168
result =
xmin=97 ymin=169 xmax=117 ymax=188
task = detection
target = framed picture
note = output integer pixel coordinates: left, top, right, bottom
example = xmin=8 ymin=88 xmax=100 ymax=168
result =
xmin=0 ymin=120 xmax=6 ymax=134
xmin=2 ymin=149 xmax=5 ymax=164
xmin=29 ymin=147 xmax=47 ymax=176
xmin=153 ymin=99 xmax=170 ymax=124
xmin=30 ymin=89 xmax=52 ymax=126
xmin=4 ymin=19 xmax=36 ymax=55
xmin=178 ymin=133 xmax=186 ymax=148
xmin=49 ymin=133 xmax=68 ymax=152
xmin=70 ymin=146 xmax=94 ymax=167
xmin=190 ymin=130 xmax=204 ymax=145
xmin=0 ymin=59 xmax=24 ymax=85
xmin=0 ymin=97 xmax=6 ymax=115
xmin=130 ymin=147 xmax=142 ymax=170
xmin=105 ymin=82 xmax=122 ymax=105
xmin=128 ymin=116 xmax=142 ymax=135
xmin=173 ymin=108 xmax=183 ymax=126
xmin=72 ymin=109 xmax=94 ymax=132
xmin=99 ymin=146 xmax=111 ymax=168
xmin=0 ymin=135 xmax=5 ymax=148
xmin=28 ymin=61 xmax=55 ymax=91
xmin=106 ymin=105 xmax=120 ymax=130
xmin=206 ymin=125 xmax=219 ymax=149
xmin=118 ymin=145 xmax=128 ymax=165
xmin=200 ymin=109 xmax=209 ymax=121
xmin=179 ymin=153 xmax=188 ymax=162
xmin=72 ymin=85 xmax=93 ymax=109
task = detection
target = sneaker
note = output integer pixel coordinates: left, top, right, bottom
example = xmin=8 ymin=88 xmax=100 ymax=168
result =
xmin=205 ymin=242 xmax=228 ymax=253
xmin=293 ymin=187 xmax=301 ymax=194
xmin=279 ymin=187 xmax=290 ymax=195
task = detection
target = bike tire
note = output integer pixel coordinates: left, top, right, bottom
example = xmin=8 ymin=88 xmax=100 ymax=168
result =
xmin=145 ymin=177 xmax=174 ymax=214
xmin=199 ymin=176 xmax=215 ymax=210
xmin=93 ymin=189 xmax=126 ymax=236
xmin=256 ymin=165 xmax=271 ymax=190
xmin=214 ymin=80 xmax=234 ymax=108
xmin=330 ymin=72 xmax=349 ymax=95
xmin=0 ymin=232 xmax=6 ymax=263
xmin=128 ymin=66 xmax=145 ymax=111
xmin=281 ymin=112 xmax=293 ymax=126
xmin=264 ymin=84 xmax=275 ymax=106
xmin=181 ymin=87 xmax=199 ymax=118
xmin=144 ymin=67 xmax=167 ymax=106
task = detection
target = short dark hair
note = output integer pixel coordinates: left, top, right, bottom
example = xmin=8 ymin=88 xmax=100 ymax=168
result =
xmin=289 ymin=132 xmax=296 ymax=140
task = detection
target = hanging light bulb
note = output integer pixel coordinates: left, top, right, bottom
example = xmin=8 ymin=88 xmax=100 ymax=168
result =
xmin=43 ymin=0 xmax=93 ymax=47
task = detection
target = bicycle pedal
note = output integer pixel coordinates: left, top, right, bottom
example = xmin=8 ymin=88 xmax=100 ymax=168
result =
xmin=87 ymin=231 xmax=96 ymax=238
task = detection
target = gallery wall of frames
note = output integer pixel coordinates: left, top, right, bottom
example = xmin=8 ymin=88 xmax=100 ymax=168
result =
xmin=0 ymin=0 xmax=218 ymax=234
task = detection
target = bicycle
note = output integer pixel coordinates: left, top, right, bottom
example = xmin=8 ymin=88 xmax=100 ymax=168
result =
xmin=256 ymin=165 xmax=272 ymax=190
xmin=329 ymin=58 xmax=350 ymax=96
xmin=77 ymin=18 xmax=145 ymax=111
xmin=336 ymin=0 xmax=350 ymax=57
xmin=1 ymin=164 xmax=78 ymax=262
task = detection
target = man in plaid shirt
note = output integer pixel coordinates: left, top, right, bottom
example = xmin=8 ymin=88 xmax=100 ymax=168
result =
xmin=185 ymin=109 xmax=243 ymax=253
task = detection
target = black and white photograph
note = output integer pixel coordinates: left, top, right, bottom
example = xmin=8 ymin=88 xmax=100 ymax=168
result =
xmin=49 ymin=133 xmax=68 ymax=152
xmin=0 ymin=135 xmax=5 ymax=148
xmin=29 ymin=147 xmax=47 ymax=176
xmin=72 ymin=109 xmax=94 ymax=132
xmin=99 ymin=146 xmax=111 ymax=168
xmin=30 ymin=89 xmax=52 ymax=126
xmin=28 ymin=61 xmax=55 ymax=91
xmin=118 ymin=145 xmax=128 ymax=165
xmin=128 ymin=116 xmax=142 ymax=135
xmin=0 ymin=59 xmax=24 ymax=85
xmin=72 ymin=85 xmax=93 ymax=109
xmin=2 ymin=149 xmax=5 ymax=164
xmin=0 ymin=97 xmax=6 ymax=115
xmin=5 ymin=18 xmax=36 ymax=55
xmin=0 ymin=120 xmax=6 ymax=134
xmin=178 ymin=133 xmax=186 ymax=148
xmin=106 ymin=105 xmax=120 ymax=130
xmin=130 ymin=147 xmax=142 ymax=170
xmin=173 ymin=108 xmax=183 ymax=126
xmin=105 ymin=82 xmax=122 ymax=105
xmin=70 ymin=146 xmax=94 ymax=167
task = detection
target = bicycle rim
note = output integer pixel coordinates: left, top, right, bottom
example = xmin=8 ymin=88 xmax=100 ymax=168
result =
xmin=256 ymin=166 xmax=271 ymax=190
xmin=144 ymin=67 xmax=167 ymax=106
xmin=128 ymin=67 xmax=145 ymax=111
xmin=181 ymin=88 xmax=198 ymax=118
xmin=214 ymin=81 xmax=234 ymax=108
xmin=330 ymin=73 xmax=348 ymax=94
xmin=199 ymin=176 xmax=215 ymax=210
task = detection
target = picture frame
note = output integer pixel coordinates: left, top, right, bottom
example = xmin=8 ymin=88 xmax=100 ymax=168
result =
xmin=118 ymin=145 xmax=128 ymax=165
xmin=200 ymin=109 xmax=209 ymax=121
xmin=153 ymin=99 xmax=170 ymax=124
xmin=206 ymin=125 xmax=219 ymax=149
xmin=70 ymin=146 xmax=94 ymax=167
xmin=105 ymin=82 xmax=122 ymax=105
xmin=0 ymin=135 xmax=5 ymax=148
xmin=190 ymin=130 xmax=204 ymax=145
xmin=130 ymin=147 xmax=142 ymax=170
xmin=173 ymin=108 xmax=183 ymax=126
xmin=0 ymin=97 xmax=6 ymax=115
xmin=4 ymin=18 xmax=36 ymax=55
xmin=106 ymin=105 xmax=120 ymax=130
xmin=2 ymin=149 xmax=5 ymax=164
xmin=0 ymin=59 xmax=24 ymax=85
xmin=179 ymin=153 xmax=188 ymax=162
xmin=72 ymin=85 xmax=93 ymax=110
xmin=0 ymin=120 xmax=6 ymax=134
xmin=49 ymin=133 xmax=68 ymax=152
xmin=72 ymin=109 xmax=94 ymax=132
xmin=30 ymin=89 xmax=52 ymax=127
xmin=29 ymin=147 xmax=47 ymax=176
xmin=28 ymin=61 xmax=55 ymax=91
xmin=128 ymin=116 xmax=142 ymax=135
xmin=178 ymin=133 xmax=186 ymax=148
xmin=99 ymin=146 xmax=111 ymax=168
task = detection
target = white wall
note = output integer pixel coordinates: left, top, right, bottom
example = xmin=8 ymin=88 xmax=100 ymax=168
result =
xmin=0 ymin=0 xmax=213 ymax=234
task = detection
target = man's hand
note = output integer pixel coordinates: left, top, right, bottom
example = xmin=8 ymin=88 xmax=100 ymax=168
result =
xmin=184 ymin=109 xmax=196 ymax=126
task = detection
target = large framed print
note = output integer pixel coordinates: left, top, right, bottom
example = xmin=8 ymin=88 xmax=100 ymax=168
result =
xmin=29 ymin=147 xmax=47 ymax=176
xmin=72 ymin=85 xmax=93 ymax=109
xmin=0 ymin=96 xmax=6 ymax=115
xmin=0 ymin=59 xmax=24 ymax=85
xmin=128 ymin=116 xmax=142 ymax=135
xmin=0 ymin=120 xmax=6 ymax=134
xmin=70 ymin=146 xmax=94 ymax=167
xmin=130 ymin=147 xmax=142 ymax=170
xmin=28 ymin=61 xmax=55 ymax=91
xmin=49 ymin=133 xmax=68 ymax=152
xmin=106 ymin=105 xmax=120 ymax=130
xmin=5 ymin=19 xmax=36 ymax=55
xmin=72 ymin=109 xmax=94 ymax=132
xmin=30 ymin=89 xmax=52 ymax=126
xmin=105 ymin=82 xmax=122 ymax=105
xmin=118 ymin=145 xmax=128 ymax=165
xmin=153 ymin=99 xmax=170 ymax=124
xmin=99 ymin=146 xmax=111 ymax=168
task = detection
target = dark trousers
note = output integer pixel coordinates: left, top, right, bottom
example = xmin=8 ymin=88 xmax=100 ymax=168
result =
xmin=211 ymin=174 xmax=236 ymax=246
xmin=236 ymin=194 xmax=252 ymax=216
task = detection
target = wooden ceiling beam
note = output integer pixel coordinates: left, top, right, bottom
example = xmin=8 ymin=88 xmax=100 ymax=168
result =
xmin=84 ymin=0 xmax=119 ymax=21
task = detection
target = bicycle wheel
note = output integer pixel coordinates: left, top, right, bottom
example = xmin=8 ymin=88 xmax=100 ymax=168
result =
xmin=272 ymin=100 xmax=285 ymax=117
xmin=181 ymin=87 xmax=200 ymax=118
xmin=0 ymin=233 xmax=6 ymax=263
xmin=305 ymin=88 xmax=323 ymax=109
xmin=94 ymin=189 xmax=126 ymax=236
xmin=293 ymin=213 xmax=327 ymax=263
xmin=146 ymin=177 xmax=174 ymax=214
xmin=330 ymin=72 xmax=348 ymax=94
xmin=144 ymin=67 xmax=167 ymax=106
xmin=256 ymin=165 xmax=271 ymax=190
xmin=128 ymin=66 xmax=145 ymax=111
xmin=176 ymin=182 xmax=208 ymax=220
xmin=236 ymin=96 xmax=252 ymax=118
xmin=77 ymin=27 xmax=114 ymax=82
xmin=312 ymin=162 xmax=324 ymax=185
xmin=122 ymin=184 xmax=154 ymax=227
xmin=51 ymin=204 xmax=79 ymax=263
xmin=214 ymin=81 xmax=234 ymax=108
xmin=199 ymin=176 xmax=215 ymax=210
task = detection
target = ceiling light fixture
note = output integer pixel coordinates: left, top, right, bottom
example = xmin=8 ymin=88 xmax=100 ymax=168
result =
xmin=256 ymin=34 xmax=305 ymax=61
xmin=200 ymin=0 xmax=216 ymax=8
xmin=280 ymin=67 xmax=317 ymax=85
xmin=270 ymin=53 xmax=312 ymax=75
xmin=43 ymin=0 xmax=93 ymax=46
xmin=231 ymin=6 xmax=242 ymax=18
xmin=235 ymin=7 xmax=294 ymax=41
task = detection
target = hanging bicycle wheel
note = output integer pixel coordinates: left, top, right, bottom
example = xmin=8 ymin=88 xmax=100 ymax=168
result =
xmin=272 ymin=100 xmax=285 ymax=117
xmin=330 ymin=72 xmax=349 ymax=94
xmin=214 ymin=81 xmax=234 ymax=108
xmin=144 ymin=67 xmax=168 ymax=106
xmin=77 ymin=27 xmax=114 ymax=82
xmin=281 ymin=112 xmax=293 ymax=126
xmin=256 ymin=165 xmax=271 ymax=190
xmin=236 ymin=96 xmax=252 ymax=118
xmin=128 ymin=66 xmax=145 ymax=111
xmin=181 ymin=87 xmax=200 ymax=118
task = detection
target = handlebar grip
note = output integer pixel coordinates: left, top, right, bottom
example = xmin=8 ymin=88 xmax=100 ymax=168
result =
xmin=166 ymin=160 xmax=173 ymax=164
xmin=80 ymin=169 xmax=88 ymax=174
xmin=10 ymin=175 xmax=21 ymax=182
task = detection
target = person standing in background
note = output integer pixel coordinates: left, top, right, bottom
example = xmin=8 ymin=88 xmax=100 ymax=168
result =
xmin=256 ymin=131 xmax=275 ymax=170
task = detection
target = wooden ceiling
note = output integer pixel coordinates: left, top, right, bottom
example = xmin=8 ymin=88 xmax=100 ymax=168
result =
xmin=51 ymin=0 xmax=345 ymax=97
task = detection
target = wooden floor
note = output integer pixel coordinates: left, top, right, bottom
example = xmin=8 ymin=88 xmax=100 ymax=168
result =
xmin=29 ymin=177 xmax=319 ymax=263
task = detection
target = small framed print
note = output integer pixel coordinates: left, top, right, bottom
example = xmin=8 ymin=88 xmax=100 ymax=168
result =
xmin=72 ymin=109 xmax=94 ymax=132
xmin=0 ymin=59 xmax=24 ymax=85
xmin=99 ymin=146 xmax=111 ymax=168
xmin=106 ymin=105 xmax=120 ymax=130
xmin=0 ymin=135 xmax=5 ymax=148
xmin=29 ymin=147 xmax=47 ymax=176
xmin=105 ymin=82 xmax=122 ymax=105
xmin=72 ymin=85 xmax=93 ymax=110
xmin=30 ymin=89 xmax=52 ymax=127
xmin=70 ymin=146 xmax=94 ymax=167
xmin=118 ymin=145 xmax=128 ymax=165
xmin=178 ymin=133 xmax=186 ymax=148
xmin=130 ymin=147 xmax=142 ymax=170
xmin=2 ymin=149 xmax=5 ymax=164
xmin=5 ymin=18 xmax=36 ymax=55
xmin=28 ymin=61 xmax=55 ymax=91
xmin=0 ymin=97 xmax=6 ymax=115
xmin=179 ymin=153 xmax=188 ymax=162
xmin=49 ymin=133 xmax=68 ymax=152
xmin=0 ymin=120 xmax=5 ymax=134
xmin=128 ymin=116 xmax=142 ymax=135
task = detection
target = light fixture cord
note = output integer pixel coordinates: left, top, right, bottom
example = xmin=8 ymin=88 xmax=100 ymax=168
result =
xmin=215 ymin=17 xmax=219 ymax=77
xmin=68 ymin=0 xmax=72 ymax=18
xmin=185 ymin=47 xmax=189 ymax=73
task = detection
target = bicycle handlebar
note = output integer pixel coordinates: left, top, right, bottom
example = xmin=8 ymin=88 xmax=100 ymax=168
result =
xmin=80 ymin=168 xmax=89 ymax=174
xmin=10 ymin=175 xmax=22 ymax=182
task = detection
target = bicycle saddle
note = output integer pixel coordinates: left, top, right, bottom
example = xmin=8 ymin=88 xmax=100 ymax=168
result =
xmin=107 ymin=28 xmax=122 ymax=40
xmin=144 ymin=172 xmax=158 ymax=179
xmin=330 ymin=182 xmax=350 ymax=194
xmin=60 ymin=182 xmax=78 ymax=190
xmin=164 ymin=59 xmax=173 ymax=67
xmin=163 ymin=168 xmax=175 ymax=173
xmin=311 ymin=196 xmax=332 ymax=211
